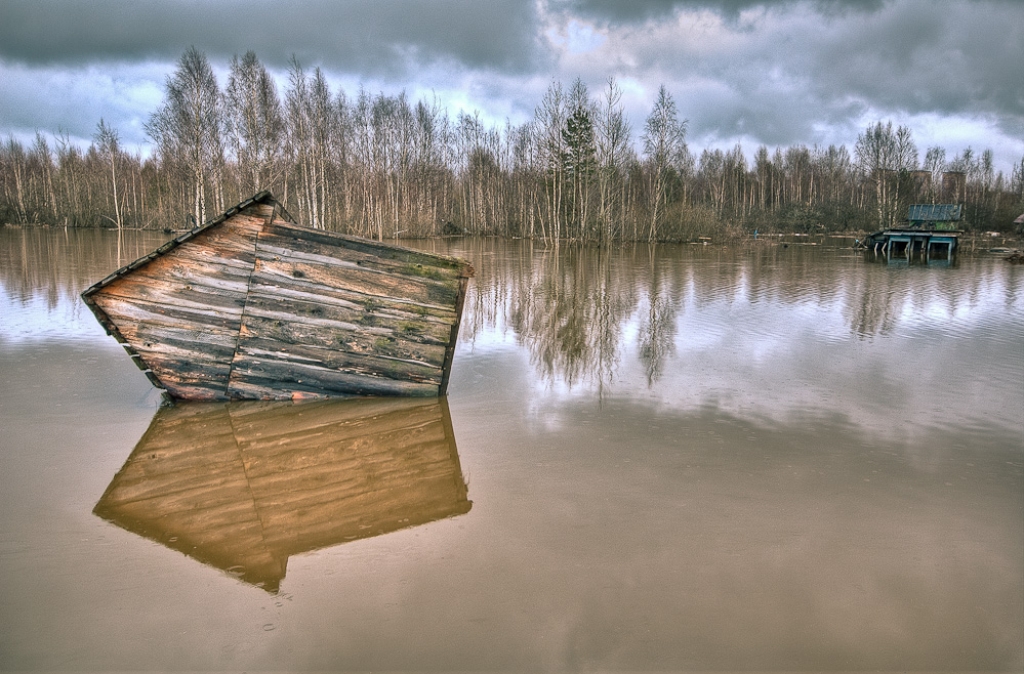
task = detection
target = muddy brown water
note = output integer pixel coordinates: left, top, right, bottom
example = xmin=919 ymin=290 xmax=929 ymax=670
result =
xmin=1 ymin=228 xmax=1022 ymax=671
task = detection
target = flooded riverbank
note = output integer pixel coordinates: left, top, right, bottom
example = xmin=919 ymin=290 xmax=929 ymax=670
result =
xmin=1 ymin=229 xmax=1021 ymax=671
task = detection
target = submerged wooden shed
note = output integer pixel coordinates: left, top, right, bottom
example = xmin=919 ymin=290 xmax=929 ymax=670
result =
xmin=82 ymin=192 xmax=474 ymax=400
xmin=861 ymin=203 xmax=963 ymax=261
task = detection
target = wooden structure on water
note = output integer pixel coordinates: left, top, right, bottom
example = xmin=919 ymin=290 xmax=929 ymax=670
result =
xmin=93 ymin=397 xmax=470 ymax=593
xmin=81 ymin=192 xmax=474 ymax=400
xmin=862 ymin=204 xmax=962 ymax=261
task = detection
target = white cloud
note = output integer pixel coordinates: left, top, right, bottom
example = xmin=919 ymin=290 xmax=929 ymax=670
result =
xmin=0 ymin=60 xmax=166 ymax=152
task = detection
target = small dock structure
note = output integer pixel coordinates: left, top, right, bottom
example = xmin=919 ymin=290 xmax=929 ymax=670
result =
xmin=863 ymin=204 xmax=962 ymax=261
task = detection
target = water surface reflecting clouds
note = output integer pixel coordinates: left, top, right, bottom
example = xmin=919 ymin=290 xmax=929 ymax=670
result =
xmin=1 ymin=229 xmax=1021 ymax=671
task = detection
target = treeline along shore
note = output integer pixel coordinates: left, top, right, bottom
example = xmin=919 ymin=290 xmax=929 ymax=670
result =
xmin=2 ymin=47 xmax=1023 ymax=242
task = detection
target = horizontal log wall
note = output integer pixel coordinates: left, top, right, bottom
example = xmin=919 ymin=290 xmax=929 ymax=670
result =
xmin=227 ymin=219 xmax=468 ymax=399
xmin=88 ymin=204 xmax=271 ymax=399
xmin=85 ymin=194 xmax=473 ymax=401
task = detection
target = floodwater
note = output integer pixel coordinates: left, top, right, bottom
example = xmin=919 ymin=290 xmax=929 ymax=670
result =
xmin=1 ymin=227 xmax=1022 ymax=672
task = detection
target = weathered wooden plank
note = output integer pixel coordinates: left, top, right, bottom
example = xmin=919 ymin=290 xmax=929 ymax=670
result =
xmin=96 ymin=258 xmax=255 ymax=301
xmin=127 ymin=354 xmax=232 ymax=387
xmin=260 ymin=220 xmax=473 ymax=277
xmin=232 ymin=336 xmax=443 ymax=386
xmin=91 ymin=293 xmax=247 ymax=336
xmin=252 ymin=247 xmax=462 ymax=309
xmin=252 ymin=243 xmax=465 ymax=300
xmin=238 ymin=300 xmax=452 ymax=362
xmin=226 ymin=354 xmax=439 ymax=400
xmin=127 ymin=352 xmax=233 ymax=399
xmin=247 ymin=262 xmax=459 ymax=320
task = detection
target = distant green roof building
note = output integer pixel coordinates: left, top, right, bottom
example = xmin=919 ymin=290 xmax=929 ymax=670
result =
xmin=907 ymin=204 xmax=962 ymax=230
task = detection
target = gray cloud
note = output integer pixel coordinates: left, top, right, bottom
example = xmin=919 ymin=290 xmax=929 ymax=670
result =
xmin=563 ymin=0 xmax=1022 ymax=157
xmin=0 ymin=0 xmax=1020 ymax=172
xmin=558 ymin=0 xmax=886 ymax=23
xmin=0 ymin=0 xmax=543 ymax=76
xmin=801 ymin=1 xmax=1024 ymax=136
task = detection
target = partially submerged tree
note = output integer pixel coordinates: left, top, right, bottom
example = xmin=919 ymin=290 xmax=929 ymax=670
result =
xmin=562 ymin=78 xmax=597 ymax=239
xmin=642 ymin=85 xmax=688 ymax=241
xmin=146 ymin=46 xmax=224 ymax=227
xmin=224 ymin=51 xmax=284 ymax=197
xmin=595 ymin=78 xmax=632 ymax=242
xmin=854 ymin=121 xmax=917 ymax=229
xmin=94 ymin=119 xmax=122 ymax=230
xmin=535 ymin=80 xmax=567 ymax=241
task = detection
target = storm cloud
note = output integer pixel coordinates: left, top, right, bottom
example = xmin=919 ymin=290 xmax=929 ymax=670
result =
xmin=0 ymin=0 xmax=1020 ymax=172
xmin=0 ymin=0 xmax=542 ymax=74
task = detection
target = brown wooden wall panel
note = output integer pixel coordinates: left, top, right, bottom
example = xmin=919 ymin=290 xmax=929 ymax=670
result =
xmin=223 ymin=221 xmax=467 ymax=399
xmin=261 ymin=220 xmax=471 ymax=276
xmin=246 ymin=259 xmax=459 ymax=328
xmin=231 ymin=334 xmax=443 ymax=385
xmin=87 ymin=207 xmax=266 ymax=399
xmin=236 ymin=302 xmax=449 ymax=367
xmin=82 ymin=193 xmax=472 ymax=401
xmin=226 ymin=352 xmax=439 ymax=400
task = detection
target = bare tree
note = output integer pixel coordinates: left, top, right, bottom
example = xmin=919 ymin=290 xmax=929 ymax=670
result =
xmin=535 ymin=80 xmax=567 ymax=241
xmin=642 ymin=85 xmax=687 ymax=241
xmin=3 ymin=137 xmax=28 ymax=223
xmin=923 ymin=146 xmax=945 ymax=203
xmin=146 ymin=46 xmax=224 ymax=226
xmin=855 ymin=121 xmax=916 ymax=229
xmin=225 ymin=51 xmax=284 ymax=197
xmin=33 ymin=132 xmax=58 ymax=221
xmin=94 ymin=119 xmax=122 ymax=229
xmin=595 ymin=78 xmax=631 ymax=242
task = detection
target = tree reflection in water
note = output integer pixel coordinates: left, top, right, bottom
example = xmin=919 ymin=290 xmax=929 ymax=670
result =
xmin=1 ymin=227 xmax=1020 ymax=394
xmin=447 ymin=237 xmax=1019 ymax=393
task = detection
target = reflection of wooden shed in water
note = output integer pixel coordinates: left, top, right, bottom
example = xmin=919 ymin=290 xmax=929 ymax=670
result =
xmin=93 ymin=397 xmax=470 ymax=593
xmin=81 ymin=191 xmax=474 ymax=401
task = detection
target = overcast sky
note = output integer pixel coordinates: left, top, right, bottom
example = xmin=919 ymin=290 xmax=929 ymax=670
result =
xmin=1 ymin=0 xmax=1021 ymax=174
